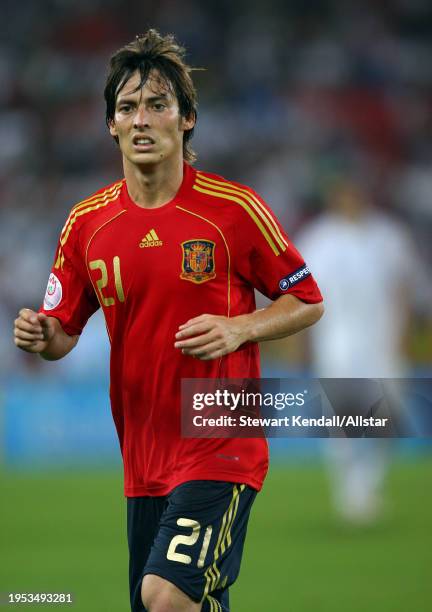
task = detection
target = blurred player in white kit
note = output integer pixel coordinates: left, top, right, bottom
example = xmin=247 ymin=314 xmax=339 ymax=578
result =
xmin=296 ymin=176 xmax=426 ymax=523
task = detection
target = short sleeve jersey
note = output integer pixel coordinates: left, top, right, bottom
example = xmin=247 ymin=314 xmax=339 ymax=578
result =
xmin=41 ymin=163 xmax=322 ymax=496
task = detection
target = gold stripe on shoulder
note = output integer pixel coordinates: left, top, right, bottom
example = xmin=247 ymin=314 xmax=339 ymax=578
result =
xmin=54 ymin=247 xmax=64 ymax=270
xmin=70 ymin=180 xmax=124 ymax=214
xmin=193 ymin=183 xmax=279 ymax=256
xmin=54 ymin=194 xmax=123 ymax=271
xmin=196 ymin=173 xmax=288 ymax=251
xmin=60 ymin=185 xmax=123 ymax=247
xmin=61 ymin=180 xmax=124 ymax=239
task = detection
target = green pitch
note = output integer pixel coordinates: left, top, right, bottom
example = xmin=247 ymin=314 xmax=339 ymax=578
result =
xmin=1 ymin=460 xmax=431 ymax=611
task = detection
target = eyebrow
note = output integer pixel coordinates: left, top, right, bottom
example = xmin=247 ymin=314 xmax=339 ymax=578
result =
xmin=116 ymin=93 xmax=169 ymax=105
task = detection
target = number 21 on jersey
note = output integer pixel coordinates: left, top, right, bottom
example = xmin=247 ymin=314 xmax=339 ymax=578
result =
xmin=89 ymin=256 xmax=125 ymax=306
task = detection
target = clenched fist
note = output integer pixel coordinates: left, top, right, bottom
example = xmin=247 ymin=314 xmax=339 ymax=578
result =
xmin=14 ymin=308 xmax=56 ymax=353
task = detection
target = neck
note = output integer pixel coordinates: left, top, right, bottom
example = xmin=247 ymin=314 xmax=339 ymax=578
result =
xmin=123 ymin=156 xmax=184 ymax=208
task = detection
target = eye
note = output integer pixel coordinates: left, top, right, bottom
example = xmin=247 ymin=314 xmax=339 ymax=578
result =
xmin=153 ymin=103 xmax=166 ymax=111
xmin=119 ymin=104 xmax=133 ymax=113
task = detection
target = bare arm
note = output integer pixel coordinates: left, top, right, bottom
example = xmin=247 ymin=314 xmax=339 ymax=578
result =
xmin=14 ymin=308 xmax=79 ymax=360
xmin=174 ymin=294 xmax=324 ymax=361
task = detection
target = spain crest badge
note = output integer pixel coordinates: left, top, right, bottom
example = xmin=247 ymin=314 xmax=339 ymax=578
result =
xmin=180 ymin=239 xmax=216 ymax=284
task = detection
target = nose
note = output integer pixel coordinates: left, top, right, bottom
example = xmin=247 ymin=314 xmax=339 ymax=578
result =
xmin=133 ymin=104 xmax=150 ymax=129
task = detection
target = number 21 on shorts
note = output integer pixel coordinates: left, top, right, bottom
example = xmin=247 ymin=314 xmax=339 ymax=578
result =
xmin=167 ymin=519 xmax=212 ymax=567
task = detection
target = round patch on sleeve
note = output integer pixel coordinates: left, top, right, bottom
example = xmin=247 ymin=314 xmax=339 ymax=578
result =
xmin=43 ymin=273 xmax=63 ymax=310
xmin=279 ymin=278 xmax=290 ymax=291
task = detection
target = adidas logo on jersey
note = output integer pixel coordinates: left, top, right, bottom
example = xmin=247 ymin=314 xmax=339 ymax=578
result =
xmin=139 ymin=229 xmax=163 ymax=248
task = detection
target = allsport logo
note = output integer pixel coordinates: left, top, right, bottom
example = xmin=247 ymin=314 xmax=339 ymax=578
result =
xmin=139 ymin=229 xmax=163 ymax=248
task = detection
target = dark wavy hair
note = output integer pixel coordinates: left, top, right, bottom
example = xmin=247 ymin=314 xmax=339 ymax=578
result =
xmin=104 ymin=29 xmax=198 ymax=163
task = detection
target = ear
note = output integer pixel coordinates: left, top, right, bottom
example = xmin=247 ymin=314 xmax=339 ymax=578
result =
xmin=108 ymin=119 xmax=118 ymax=138
xmin=180 ymin=113 xmax=196 ymax=132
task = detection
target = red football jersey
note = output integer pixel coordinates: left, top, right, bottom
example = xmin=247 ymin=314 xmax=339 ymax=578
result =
xmin=41 ymin=163 xmax=322 ymax=496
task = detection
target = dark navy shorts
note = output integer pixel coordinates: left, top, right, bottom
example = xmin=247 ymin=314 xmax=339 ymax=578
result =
xmin=127 ymin=480 xmax=257 ymax=612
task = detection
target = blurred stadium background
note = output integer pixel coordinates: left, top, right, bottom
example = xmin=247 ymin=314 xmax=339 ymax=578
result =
xmin=1 ymin=0 xmax=431 ymax=610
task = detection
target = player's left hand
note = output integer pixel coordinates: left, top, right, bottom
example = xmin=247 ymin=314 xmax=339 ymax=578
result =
xmin=174 ymin=314 xmax=249 ymax=360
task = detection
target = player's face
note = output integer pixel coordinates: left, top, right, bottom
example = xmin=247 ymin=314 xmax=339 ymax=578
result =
xmin=109 ymin=70 xmax=194 ymax=168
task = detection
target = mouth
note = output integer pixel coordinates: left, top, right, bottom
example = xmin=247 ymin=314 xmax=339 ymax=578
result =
xmin=132 ymin=135 xmax=155 ymax=150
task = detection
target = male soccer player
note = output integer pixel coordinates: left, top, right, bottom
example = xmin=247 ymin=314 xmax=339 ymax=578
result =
xmin=14 ymin=30 xmax=323 ymax=612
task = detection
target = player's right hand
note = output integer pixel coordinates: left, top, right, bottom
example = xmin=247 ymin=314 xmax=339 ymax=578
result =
xmin=14 ymin=308 xmax=55 ymax=353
